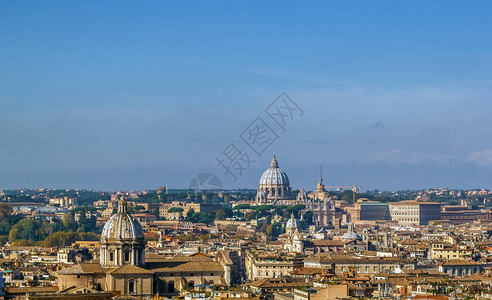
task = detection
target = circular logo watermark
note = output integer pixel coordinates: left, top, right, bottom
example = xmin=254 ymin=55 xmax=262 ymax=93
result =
xmin=188 ymin=172 xmax=223 ymax=190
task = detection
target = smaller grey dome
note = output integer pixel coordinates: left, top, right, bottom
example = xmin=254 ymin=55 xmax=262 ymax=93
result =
xmin=341 ymin=223 xmax=361 ymax=240
xmin=101 ymin=200 xmax=144 ymax=241
xmin=297 ymin=188 xmax=307 ymax=202
xmin=286 ymin=213 xmax=300 ymax=231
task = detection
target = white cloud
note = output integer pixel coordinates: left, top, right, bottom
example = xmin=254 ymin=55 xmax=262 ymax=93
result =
xmin=468 ymin=149 xmax=492 ymax=165
xmin=360 ymin=149 xmax=448 ymax=165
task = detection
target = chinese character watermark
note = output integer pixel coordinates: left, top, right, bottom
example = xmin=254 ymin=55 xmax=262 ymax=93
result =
xmin=188 ymin=172 xmax=223 ymax=190
xmin=214 ymin=92 xmax=303 ymax=183
xmin=265 ymin=92 xmax=304 ymax=131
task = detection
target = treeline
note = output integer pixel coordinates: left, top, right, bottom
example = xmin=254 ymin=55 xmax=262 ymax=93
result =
xmin=1 ymin=189 xmax=110 ymax=207
xmin=11 ymin=231 xmax=99 ymax=247
xmin=0 ymin=204 xmax=101 ymax=247
xmin=233 ymin=204 xmax=307 ymax=220
xmin=138 ymin=190 xmax=257 ymax=205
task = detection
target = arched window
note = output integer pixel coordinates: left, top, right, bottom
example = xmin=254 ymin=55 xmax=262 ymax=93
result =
xmin=188 ymin=280 xmax=194 ymax=288
xmin=129 ymin=281 xmax=135 ymax=294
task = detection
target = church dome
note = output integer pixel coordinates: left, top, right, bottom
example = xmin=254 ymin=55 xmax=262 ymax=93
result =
xmin=341 ymin=223 xmax=361 ymax=241
xmin=286 ymin=213 xmax=300 ymax=231
xmin=259 ymin=154 xmax=290 ymax=186
xmin=101 ymin=199 xmax=144 ymax=241
xmin=297 ymin=188 xmax=307 ymax=202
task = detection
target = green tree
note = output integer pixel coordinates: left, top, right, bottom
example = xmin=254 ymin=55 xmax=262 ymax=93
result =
xmin=0 ymin=235 xmax=8 ymax=246
xmin=215 ymin=209 xmax=226 ymax=220
xmin=62 ymin=213 xmax=77 ymax=231
xmin=168 ymin=207 xmax=184 ymax=213
xmin=134 ymin=205 xmax=146 ymax=212
xmin=244 ymin=211 xmax=255 ymax=221
xmin=0 ymin=204 xmax=21 ymax=236
xmin=9 ymin=219 xmax=44 ymax=241
xmin=232 ymin=204 xmax=251 ymax=210
xmin=303 ymin=211 xmax=313 ymax=225
xmin=11 ymin=239 xmax=37 ymax=246
xmin=42 ymin=231 xmax=99 ymax=247
xmin=186 ymin=208 xmax=195 ymax=219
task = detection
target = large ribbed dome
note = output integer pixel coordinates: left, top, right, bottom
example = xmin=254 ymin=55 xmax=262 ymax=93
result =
xmin=101 ymin=200 xmax=144 ymax=241
xmin=259 ymin=154 xmax=290 ymax=186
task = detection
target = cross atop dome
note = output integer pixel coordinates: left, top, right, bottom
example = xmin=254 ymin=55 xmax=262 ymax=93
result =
xmin=118 ymin=196 xmax=128 ymax=213
xmin=271 ymin=153 xmax=279 ymax=168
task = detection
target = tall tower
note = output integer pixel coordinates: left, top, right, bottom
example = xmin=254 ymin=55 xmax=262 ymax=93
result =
xmin=317 ymin=166 xmax=325 ymax=191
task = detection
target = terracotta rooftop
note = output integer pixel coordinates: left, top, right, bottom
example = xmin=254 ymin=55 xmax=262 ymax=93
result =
xmin=147 ymin=261 xmax=224 ymax=273
xmin=108 ymin=264 xmax=153 ymax=275
xmin=439 ymin=259 xmax=481 ymax=266
xmin=6 ymin=286 xmax=58 ymax=294
xmin=58 ymin=262 xmax=104 ymax=275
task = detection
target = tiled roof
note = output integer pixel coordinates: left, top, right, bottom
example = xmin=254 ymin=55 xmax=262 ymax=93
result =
xmin=147 ymin=261 xmax=224 ymax=273
xmin=108 ymin=264 xmax=153 ymax=275
xmin=291 ymin=267 xmax=325 ymax=275
xmin=440 ymin=260 xmax=480 ymax=266
xmin=311 ymin=240 xmax=344 ymax=246
xmin=6 ymin=286 xmax=58 ymax=294
xmin=81 ymin=263 xmax=104 ymax=273
xmin=58 ymin=262 xmax=104 ymax=275
xmin=146 ymin=254 xmax=213 ymax=263
xmin=248 ymin=278 xmax=311 ymax=288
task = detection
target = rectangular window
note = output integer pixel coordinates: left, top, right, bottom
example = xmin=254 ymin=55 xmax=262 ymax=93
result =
xmin=125 ymin=252 xmax=130 ymax=262
xmin=110 ymin=252 xmax=114 ymax=262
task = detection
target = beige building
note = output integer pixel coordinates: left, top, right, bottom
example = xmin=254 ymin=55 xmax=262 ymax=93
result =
xmin=438 ymin=260 xmax=482 ymax=277
xmin=304 ymin=254 xmax=415 ymax=278
xmin=388 ymin=200 xmax=441 ymax=225
xmin=159 ymin=201 xmax=201 ymax=220
xmin=293 ymin=283 xmax=348 ymax=300
xmin=159 ymin=201 xmax=220 ymax=220
xmin=245 ymin=251 xmax=303 ymax=280
xmin=430 ymin=243 xmax=472 ymax=260
xmin=49 ymin=197 xmax=78 ymax=208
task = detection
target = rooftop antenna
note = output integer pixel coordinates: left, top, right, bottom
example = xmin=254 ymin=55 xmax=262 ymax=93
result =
xmin=452 ymin=152 xmax=456 ymax=191
xmin=320 ymin=166 xmax=323 ymax=184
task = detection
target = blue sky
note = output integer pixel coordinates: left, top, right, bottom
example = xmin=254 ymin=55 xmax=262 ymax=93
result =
xmin=1 ymin=1 xmax=492 ymax=191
